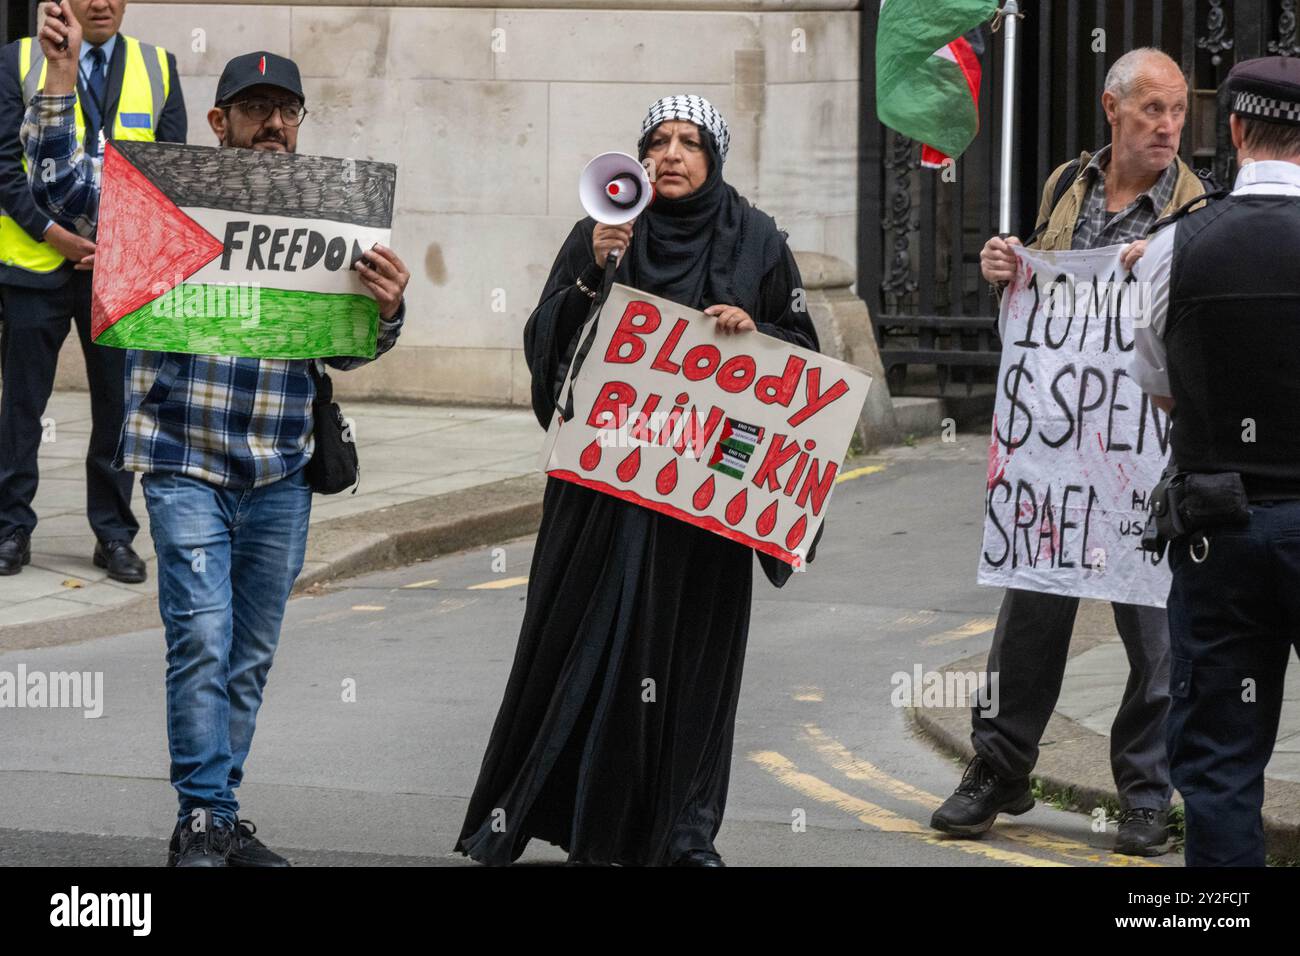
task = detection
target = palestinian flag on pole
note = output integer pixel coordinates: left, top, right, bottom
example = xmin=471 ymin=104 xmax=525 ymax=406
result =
xmin=91 ymin=141 xmax=396 ymax=359
xmin=876 ymin=0 xmax=998 ymax=168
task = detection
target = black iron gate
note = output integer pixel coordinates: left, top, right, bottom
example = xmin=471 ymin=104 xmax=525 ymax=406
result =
xmin=858 ymin=0 xmax=1300 ymax=396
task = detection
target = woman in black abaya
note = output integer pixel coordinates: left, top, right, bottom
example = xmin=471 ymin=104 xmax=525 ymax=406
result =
xmin=456 ymin=94 xmax=818 ymax=867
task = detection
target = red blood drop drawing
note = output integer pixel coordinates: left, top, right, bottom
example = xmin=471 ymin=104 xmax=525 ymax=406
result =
xmin=656 ymin=457 xmax=678 ymax=495
xmin=725 ymin=488 xmax=748 ymax=525
xmin=580 ymin=440 xmax=602 ymax=472
xmin=786 ymin=514 xmax=808 ymax=551
xmin=616 ymin=447 xmax=642 ymax=482
xmin=756 ymin=500 xmax=778 ymax=536
xmin=693 ymin=475 xmax=715 ymax=510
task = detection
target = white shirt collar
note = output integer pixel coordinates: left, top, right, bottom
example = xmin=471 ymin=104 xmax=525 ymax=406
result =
xmin=1234 ymin=159 xmax=1300 ymax=190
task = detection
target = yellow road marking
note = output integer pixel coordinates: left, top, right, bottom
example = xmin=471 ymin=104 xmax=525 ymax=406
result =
xmin=885 ymin=610 xmax=939 ymax=630
xmin=400 ymin=578 xmax=440 ymax=589
xmin=793 ymin=686 xmax=824 ymax=702
xmin=468 ymin=576 xmax=529 ymax=590
xmin=835 ymin=464 xmax=887 ymax=484
xmin=921 ymin=617 xmax=999 ymax=646
xmin=798 ymin=724 xmax=1162 ymax=868
xmin=749 ymin=751 xmax=1064 ymax=867
xmin=350 ymin=604 xmax=385 ymax=611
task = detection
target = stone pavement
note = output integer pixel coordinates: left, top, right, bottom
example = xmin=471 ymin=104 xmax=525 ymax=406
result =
xmin=0 ymin=389 xmax=541 ymax=637
xmin=1058 ymin=635 xmax=1300 ymax=785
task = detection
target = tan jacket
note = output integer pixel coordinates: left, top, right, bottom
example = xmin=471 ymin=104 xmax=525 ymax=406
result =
xmin=1028 ymin=149 xmax=1208 ymax=251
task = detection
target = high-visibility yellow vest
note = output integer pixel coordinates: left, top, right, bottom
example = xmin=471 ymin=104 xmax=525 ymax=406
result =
xmin=0 ymin=34 xmax=170 ymax=274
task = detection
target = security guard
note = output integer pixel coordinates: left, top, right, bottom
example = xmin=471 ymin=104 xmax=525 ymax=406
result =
xmin=1132 ymin=55 xmax=1300 ymax=867
xmin=0 ymin=0 xmax=184 ymax=581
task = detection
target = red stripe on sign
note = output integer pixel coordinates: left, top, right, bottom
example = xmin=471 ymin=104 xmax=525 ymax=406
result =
xmin=548 ymin=468 xmax=804 ymax=568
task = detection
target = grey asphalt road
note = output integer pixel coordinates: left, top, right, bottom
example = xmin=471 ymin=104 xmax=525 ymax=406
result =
xmin=0 ymin=434 xmax=1177 ymax=867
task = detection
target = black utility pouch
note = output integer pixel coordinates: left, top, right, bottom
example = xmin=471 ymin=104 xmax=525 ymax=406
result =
xmin=1142 ymin=470 xmax=1249 ymax=560
xmin=1178 ymin=472 xmax=1250 ymax=531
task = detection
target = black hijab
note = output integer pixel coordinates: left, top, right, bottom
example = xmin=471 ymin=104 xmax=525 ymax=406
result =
xmin=627 ymin=128 xmax=784 ymax=317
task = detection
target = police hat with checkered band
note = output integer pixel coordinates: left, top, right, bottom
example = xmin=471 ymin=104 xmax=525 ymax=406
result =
xmin=1226 ymin=55 xmax=1300 ymax=126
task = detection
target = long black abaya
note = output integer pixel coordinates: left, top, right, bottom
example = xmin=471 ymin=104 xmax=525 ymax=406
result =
xmin=456 ymin=185 xmax=818 ymax=866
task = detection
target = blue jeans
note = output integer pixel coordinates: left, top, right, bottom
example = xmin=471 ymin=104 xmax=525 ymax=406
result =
xmin=1167 ymin=500 xmax=1300 ymax=866
xmin=143 ymin=468 xmax=312 ymax=828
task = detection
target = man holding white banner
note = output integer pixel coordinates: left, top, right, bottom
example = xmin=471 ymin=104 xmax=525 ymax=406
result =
xmin=930 ymin=48 xmax=1205 ymax=857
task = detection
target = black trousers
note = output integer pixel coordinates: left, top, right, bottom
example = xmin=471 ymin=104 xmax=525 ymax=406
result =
xmin=971 ymin=587 xmax=1173 ymax=811
xmin=0 ymin=274 xmax=137 ymax=542
xmin=1168 ymin=502 xmax=1300 ymax=867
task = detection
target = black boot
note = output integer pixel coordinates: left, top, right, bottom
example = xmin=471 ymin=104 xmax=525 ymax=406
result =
xmin=0 ymin=529 xmax=30 ymax=575
xmin=1114 ymin=808 xmax=1171 ymax=857
xmin=930 ymin=755 xmax=1034 ymax=836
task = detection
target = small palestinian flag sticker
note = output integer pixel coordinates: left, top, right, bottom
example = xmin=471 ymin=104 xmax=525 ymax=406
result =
xmin=708 ymin=419 xmax=764 ymax=480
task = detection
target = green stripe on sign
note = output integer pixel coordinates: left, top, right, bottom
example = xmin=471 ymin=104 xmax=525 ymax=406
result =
xmin=710 ymin=462 xmax=745 ymax=480
xmin=95 ymin=284 xmax=379 ymax=358
xmin=721 ymin=436 xmax=757 ymax=455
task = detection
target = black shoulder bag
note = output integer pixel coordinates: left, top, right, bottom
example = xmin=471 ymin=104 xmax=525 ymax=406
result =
xmin=305 ymin=361 xmax=359 ymax=495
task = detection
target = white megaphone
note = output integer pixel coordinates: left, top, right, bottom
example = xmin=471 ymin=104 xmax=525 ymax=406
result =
xmin=579 ymin=151 xmax=654 ymax=227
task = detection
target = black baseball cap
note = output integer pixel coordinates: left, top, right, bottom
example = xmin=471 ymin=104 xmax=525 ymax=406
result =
xmin=215 ymin=52 xmax=305 ymax=107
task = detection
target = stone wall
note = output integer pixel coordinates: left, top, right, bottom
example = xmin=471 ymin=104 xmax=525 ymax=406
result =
xmin=52 ymin=0 xmax=861 ymax=406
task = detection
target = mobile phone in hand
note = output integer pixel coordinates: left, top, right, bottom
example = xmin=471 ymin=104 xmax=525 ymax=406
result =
xmin=48 ymin=3 xmax=69 ymax=52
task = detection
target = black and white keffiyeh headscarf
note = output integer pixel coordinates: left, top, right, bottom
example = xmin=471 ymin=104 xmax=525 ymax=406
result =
xmin=622 ymin=94 xmax=782 ymax=321
xmin=637 ymin=94 xmax=731 ymax=165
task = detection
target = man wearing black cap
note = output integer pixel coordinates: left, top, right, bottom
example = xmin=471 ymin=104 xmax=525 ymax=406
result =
xmin=23 ymin=42 xmax=410 ymax=868
xmin=1131 ymin=55 xmax=1300 ymax=866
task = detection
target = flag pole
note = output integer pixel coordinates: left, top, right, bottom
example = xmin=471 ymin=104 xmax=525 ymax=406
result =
xmin=997 ymin=0 xmax=1021 ymax=235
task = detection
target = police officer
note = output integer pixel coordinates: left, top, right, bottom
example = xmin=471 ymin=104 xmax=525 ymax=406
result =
xmin=1132 ymin=55 xmax=1300 ymax=867
xmin=0 ymin=0 xmax=185 ymax=580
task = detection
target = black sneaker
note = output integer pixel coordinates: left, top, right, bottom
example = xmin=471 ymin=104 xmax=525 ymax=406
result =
xmin=1114 ymin=808 xmax=1170 ymax=857
xmin=930 ymin=755 xmax=1035 ymax=836
xmin=228 ymin=819 xmax=291 ymax=867
xmin=168 ymin=816 xmax=233 ymax=867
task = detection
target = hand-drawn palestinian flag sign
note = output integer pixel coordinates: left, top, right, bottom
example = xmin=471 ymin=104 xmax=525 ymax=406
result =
xmin=91 ymin=141 xmax=397 ymax=358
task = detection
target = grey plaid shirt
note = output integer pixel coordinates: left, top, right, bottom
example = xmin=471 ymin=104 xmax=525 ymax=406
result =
xmin=1071 ymin=145 xmax=1180 ymax=250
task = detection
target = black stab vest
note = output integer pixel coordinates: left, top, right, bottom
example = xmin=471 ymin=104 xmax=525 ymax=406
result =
xmin=1167 ymin=194 xmax=1300 ymax=500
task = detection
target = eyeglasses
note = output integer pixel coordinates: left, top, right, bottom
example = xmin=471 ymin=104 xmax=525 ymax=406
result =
xmin=228 ymin=98 xmax=308 ymax=127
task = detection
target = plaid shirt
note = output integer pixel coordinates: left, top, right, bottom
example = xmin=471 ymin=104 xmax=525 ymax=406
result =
xmin=23 ymin=92 xmax=406 ymax=489
xmin=1071 ymin=144 xmax=1180 ymax=250
xmin=21 ymin=92 xmax=99 ymax=237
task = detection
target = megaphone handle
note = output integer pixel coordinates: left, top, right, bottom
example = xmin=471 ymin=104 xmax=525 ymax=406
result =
xmin=600 ymin=248 xmax=619 ymax=298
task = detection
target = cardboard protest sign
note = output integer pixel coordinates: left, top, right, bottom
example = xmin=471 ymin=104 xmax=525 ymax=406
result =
xmin=91 ymin=141 xmax=396 ymax=359
xmin=541 ymin=283 xmax=872 ymax=568
xmin=978 ymin=244 xmax=1172 ymax=607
